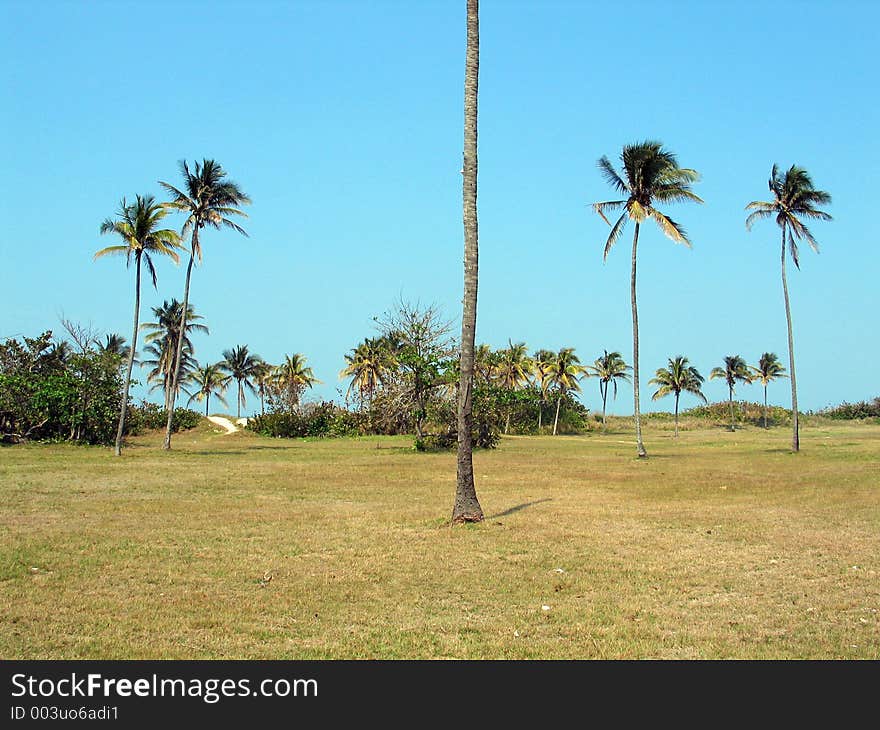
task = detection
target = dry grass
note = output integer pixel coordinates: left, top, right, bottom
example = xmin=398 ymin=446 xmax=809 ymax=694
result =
xmin=1 ymin=419 xmax=878 ymax=659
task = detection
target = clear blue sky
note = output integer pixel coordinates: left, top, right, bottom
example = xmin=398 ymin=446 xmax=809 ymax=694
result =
xmin=2 ymin=0 xmax=876 ymax=415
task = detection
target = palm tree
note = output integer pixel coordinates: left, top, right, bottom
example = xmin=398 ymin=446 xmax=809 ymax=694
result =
xmin=586 ymin=350 xmax=631 ymax=429
xmin=474 ymin=343 xmax=497 ymax=387
xmin=751 ymin=352 xmax=787 ymax=429
xmin=546 ymin=347 xmax=585 ymax=436
xmin=496 ymin=341 xmax=533 ymax=434
xmin=98 ymin=334 xmax=131 ymax=360
xmin=710 ymin=355 xmax=752 ymax=431
xmin=140 ymin=300 xmax=208 ymax=411
xmin=274 ymin=353 xmax=320 ymax=411
xmin=746 ymin=165 xmax=832 ymax=451
xmin=593 ymin=141 xmax=703 ymax=457
xmin=253 ymin=360 xmax=275 ymax=416
xmin=142 ymin=340 xmax=198 ymax=406
xmin=220 ymin=345 xmax=263 ymax=419
xmin=340 ymin=337 xmax=394 ymax=407
xmin=532 ymin=348 xmax=555 ymax=432
xmin=453 ymin=0 xmax=483 ymax=524
xmin=186 ymin=363 xmax=229 ymax=416
xmin=649 ymin=356 xmax=707 ymax=437
xmin=93 ymin=195 xmax=181 ymax=456
xmin=159 ymin=159 xmax=250 ymax=449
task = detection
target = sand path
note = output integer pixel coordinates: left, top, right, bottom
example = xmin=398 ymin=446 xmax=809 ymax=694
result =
xmin=207 ymin=416 xmax=239 ymax=434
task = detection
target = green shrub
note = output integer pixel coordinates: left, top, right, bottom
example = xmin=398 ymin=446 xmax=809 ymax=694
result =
xmin=820 ymin=398 xmax=880 ymax=420
xmin=247 ymin=402 xmax=364 ymax=438
xmin=126 ymin=402 xmax=202 ymax=434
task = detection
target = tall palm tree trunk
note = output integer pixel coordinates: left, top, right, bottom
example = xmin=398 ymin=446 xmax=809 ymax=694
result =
xmin=553 ymin=395 xmax=562 ymax=436
xmin=205 ymin=393 xmax=210 ymax=416
xmin=781 ymin=227 xmax=799 ymax=452
xmin=113 ymin=255 xmax=141 ymax=456
xmin=537 ymin=397 xmax=543 ymax=432
xmin=728 ymin=384 xmax=735 ymax=431
xmin=674 ymin=392 xmax=680 ymax=438
xmin=763 ymin=384 xmax=768 ymax=429
xmin=237 ymin=380 xmax=242 ymax=419
xmin=163 ymin=235 xmax=198 ymax=450
xmin=453 ymin=0 xmax=483 ymax=524
xmin=601 ymin=381 xmax=608 ymax=429
xmin=631 ymin=224 xmax=647 ymax=457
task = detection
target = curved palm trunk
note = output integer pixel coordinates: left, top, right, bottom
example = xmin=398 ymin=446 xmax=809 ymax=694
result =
xmin=781 ymin=227 xmax=799 ymax=452
xmin=113 ymin=255 xmax=142 ymax=456
xmin=728 ymin=384 xmax=735 ymax=431
xmin=163 ymin=235 xmax=198 ymax=450
xmin=674 ymin=391 xmax=680 ymax=438
xmin=631 ymin=224 xmax=647 ymax=457
xmin=453 ymin=0 xmax=483 ymax=524
xmin=553 ymin=394 xmax=562 ymax=436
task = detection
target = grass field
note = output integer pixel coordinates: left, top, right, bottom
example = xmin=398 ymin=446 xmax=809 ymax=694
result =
xmin=2 ymin=419 xmax=878 ymax=659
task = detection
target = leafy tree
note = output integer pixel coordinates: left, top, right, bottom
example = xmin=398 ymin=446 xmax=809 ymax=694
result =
xmin=496 ymin=341 xmax=533 ymax=433
xmin=746 ymin=164 xmax=832 ymax=451
xmin=220 ymin=345 xmax=263 ymax=419
xmin=649 ymin=356 xmax=706 ymax=437
xmin=750 ymin=352 xmax=787 ymax=429
xmin=186 ymin=363 xmax=229 ymax=416
xmin=593 ymin=141 xmax=703 ymax=457
xmin=159 ymin=159 xmax=250 ymax=449
xmin=710 ymin=355 xmax=752 ymax=431
xmin=586 ymin=350 xmax=631 ymax=429
xmin=273 ymin=353 xmax=320 ymax=412
xmin=546 ymin=347 xmax=585 ymax=436
xmin=94 ymin=194 xmax=181 ymax=455
xmin=453 ymin=0 xmax=483 ymax=522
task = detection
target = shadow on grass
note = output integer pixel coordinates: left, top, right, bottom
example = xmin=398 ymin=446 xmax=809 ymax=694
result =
xmin=489 ymin=498 xmax=552 ymax=519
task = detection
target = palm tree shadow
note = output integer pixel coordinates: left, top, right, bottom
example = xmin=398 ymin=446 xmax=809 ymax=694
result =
xmin=489 ymin=498 xmax=552 ymax=519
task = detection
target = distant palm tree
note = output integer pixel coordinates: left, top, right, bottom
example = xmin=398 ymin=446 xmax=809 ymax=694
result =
xmin=546 ymin=347 xmax=585 ymax=436
xmin=186 ymin=363 xmax=229 ymax=416
xmin=220 ymin=345 xmax=263 ymax=419
xmin=275 ymin=353 xmax=320 ymax=411
xmin=98 ymin=334 xmax=131 ymax=360
xmin=141 ymin=300 xmax=208 ymax=411
xmin=586 ymin=350 xmax=631 ymax=429
xmin=253 ymin=361 xmax=275 ymax=416
xmin=532 ymin=348 xmax=555 ymax=432
xmin=649 ymin=356 xmax=707 ymax=437
xmin=474 ymin=343 xmax=497 ymax=388
xmin=142 ymin=340 xmax=197 ymax=405
xmin=159 ymin=159 xmax=250 ymax=449
xmin=594 ymin=141 xmax=703 ymax=457
xmin=751 ymin=352 xmax=787 ymax=429
xmin=746 ymin=164 xmax=832 ymax=451
xmin=710 ymin=355 xmax=752 ymax=431
xmin=340 ymin=337 xmax=394 ymax=407
xmin=496 ymin=341 xmax=533 ymax=433
xmin=94 ymin=195 xmax=181 ymax=456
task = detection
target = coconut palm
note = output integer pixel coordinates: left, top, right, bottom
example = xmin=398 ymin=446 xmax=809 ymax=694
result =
xmin=751 ymin=352 xmax=787 ymax=429
xmin=710 ymin=355 xmax=752 ymax=431
xmin=253 ymin=360 xmax=275 ymax=417
xmin=453 ymin=0 xmax=483 ymax=523
xmin=496 ymin=341 xmax=533 ymax=434
xmin=649 ymin=356 xmax=707 ymax=437
xmin=746 ymin=165 xmax=832 ymax=451
xmin=586 ymin=350 xmax=631 ymax=429
xmin=274 ymin=353 xmax=320 ymax=411
xmin=140 ymin=300 xmax=208 ymax=411
xmin=186 ymin=363 xmax=229 ymax=416
xmin=474 ymin=344 xmax=497 ymax=387
xmin=593 ymin=141 xmax=703 ymax=457
xmin=220 ymin=345 xmax=263 ymax=419
xmin=159 ymin=159 xmax=250 ymax=449
xmin=98 ymin=334 xmax=131 ymax=361
xmin=94 ymin=195 xmax=182 ymax=456
xmin=546 ymin=347 xmax=585 ymax=436
xmin=532 ymin=348 xmax=555 ymax=432
xmin=142 ymin=340 xmax=197 ymax=405
xmin=340 ymin=337 xmax=394 ymax=407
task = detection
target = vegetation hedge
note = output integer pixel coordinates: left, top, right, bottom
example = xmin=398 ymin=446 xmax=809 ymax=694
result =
xmin=126 ymin=402 xmax=203 ymax=435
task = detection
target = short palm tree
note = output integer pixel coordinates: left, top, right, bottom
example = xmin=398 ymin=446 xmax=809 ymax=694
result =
xmin=94 ymin=195 xmax=181 ymax=456
xmin=546 ymin=347 xmax=585 ymax=436
xmin=474 ymin=343 xmax=497 ymax=387
xmin=220 ymin=345 xmax=263 ymax=419
xmin=253 ymin=361 xmax=275 ymax=416
xmin=496 ymin=341 xmax=533 ymax=433
xmin=142 ymin=340 xmax=197 ymax=405
xmin=340 ymin=337 xmax=393 ymax=407
xmin=649 ymin=356 xmax=707 ymax=437
xmin=186 ymin=363 xmax=229 ymax=416
xmin=98 ymin=334 xmax=131 ymax=360
xmin=593 ymin=141 xmax=703 ymax=458
xmin=275 ymin=353 xmax=320 ymax=411
xmin=746 ymin=164 xmax=832 ymax=451
xmin=586 ymin=350 xmax=631 ymax=429
xmin=532 ymin=348 xmax=555 ymax=432
xmin=710 ymin=355 xmax=752 ymax=431
xmin=751 ymin=352 xmax=787 ymax=429
xmin=159 ymin=159 xmax=250 ymax=449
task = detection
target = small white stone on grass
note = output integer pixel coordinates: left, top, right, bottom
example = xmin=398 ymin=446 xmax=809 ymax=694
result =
xmin=541 ymin=605 xmax=550 ymax=611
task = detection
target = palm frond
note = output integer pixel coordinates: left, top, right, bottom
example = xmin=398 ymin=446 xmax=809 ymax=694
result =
xmin=647 ymin=207 xmax=690 ymax=245
xmin=603 ymin=212 xmax=628 ymax=260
